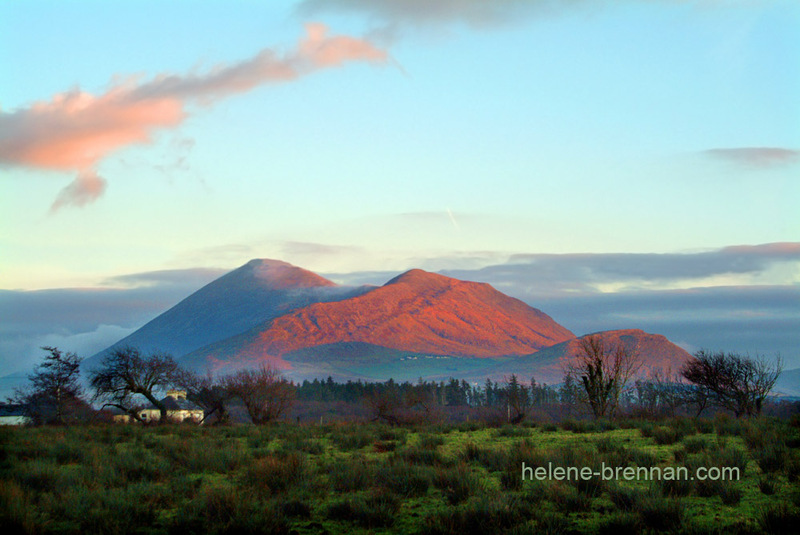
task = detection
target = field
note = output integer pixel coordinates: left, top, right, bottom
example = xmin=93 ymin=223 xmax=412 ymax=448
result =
xmin=2 ymin=416 xmax=799 ymax=534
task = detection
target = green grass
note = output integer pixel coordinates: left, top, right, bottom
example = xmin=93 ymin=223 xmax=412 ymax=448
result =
xmin=1 ymin=417 xmax=799 ymax=534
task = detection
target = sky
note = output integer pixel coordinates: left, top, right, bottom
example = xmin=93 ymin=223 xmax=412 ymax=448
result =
xmin=1 ymin=0 xmax=798 ymax=378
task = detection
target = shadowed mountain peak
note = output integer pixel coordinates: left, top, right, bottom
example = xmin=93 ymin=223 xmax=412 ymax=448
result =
xmin=242 ymin=259 xmax=336 ymax=289
xmin=86 ymin=259 xmax=368 ymax=368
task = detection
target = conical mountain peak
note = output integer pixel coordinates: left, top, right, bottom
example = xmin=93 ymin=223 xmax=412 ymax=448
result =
xmin=385 ymin=269 xmax=458 ymax=289
xmin=240 ymin=259 xmax=336 ymax=289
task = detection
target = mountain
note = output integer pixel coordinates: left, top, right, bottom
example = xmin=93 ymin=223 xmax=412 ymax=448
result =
xmin=478 ymin=329 xmax=693 ymax=384
xmin=85 ymin=259 xmax=372 ymax=369
xmin=181 ymin=268 xmax=575 ymax=376
xmin=89 ymin=260 xmax=693 ymax=386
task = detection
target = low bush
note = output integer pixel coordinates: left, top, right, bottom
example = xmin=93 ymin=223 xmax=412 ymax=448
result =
xmin=239 ymin=452 xmax=308 ymax=494
xmin=328 ymin=454 xmax=373 ymax=492
xmin=758 ymin=503 xmax=800 ymax=535
xmin=596 ymin=511 xmax=642 ymax=535
xmin=652 ymin=426 xmax=681 ymax=445
xmin=682 ymin=436 xmax=709 ymax=454
xmin=758 ymin=476 xmax=777 ymax=495
xmin=420 ymin=495 xmax=532 ymax=535
xmin=375 ymin=459 xmax=432 ymax=497
xmin=433 ymin=462 xmax=482 ymax=504
xmin=326 ymin=490 xmax=400 ymax=528
xmin=637 ymin=491 xmax=684 ymax=532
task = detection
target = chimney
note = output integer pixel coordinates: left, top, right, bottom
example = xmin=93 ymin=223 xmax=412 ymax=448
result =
xmin=166 ymin=390 xmax=186 ymax=401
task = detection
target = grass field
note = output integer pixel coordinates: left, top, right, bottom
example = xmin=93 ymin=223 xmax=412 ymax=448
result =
xmin=1 ymin=416 xmax=799 ymax=534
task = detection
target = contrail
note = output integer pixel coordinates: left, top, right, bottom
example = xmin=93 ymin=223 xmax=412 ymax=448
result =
xmin=446 ymin=207 xmax=460 ymax=231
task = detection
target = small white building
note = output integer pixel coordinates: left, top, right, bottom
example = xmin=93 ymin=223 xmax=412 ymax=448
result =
xmin=0 ymin=404 xmax=30 ymax=426
xmin=113 ymin=390 xmax=204 ymax=424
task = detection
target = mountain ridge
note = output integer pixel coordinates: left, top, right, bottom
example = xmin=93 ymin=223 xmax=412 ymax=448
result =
xmin=183 ymin=267 xmax=575 ymax=373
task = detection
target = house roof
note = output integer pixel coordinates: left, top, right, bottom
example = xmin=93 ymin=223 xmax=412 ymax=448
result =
xmin=140 ymin=395 xmax=203 ymax=412
xmin=0 ymin=404 xmax=27 ymax=417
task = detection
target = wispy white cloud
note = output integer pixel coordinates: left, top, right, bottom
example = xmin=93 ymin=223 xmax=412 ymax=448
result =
xmin=703 ymin=147 xmax=800 ymax=168
xmin=0 ymin=24 xmax=387 ymax=211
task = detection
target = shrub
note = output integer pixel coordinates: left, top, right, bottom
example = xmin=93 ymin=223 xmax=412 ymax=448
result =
xmin=758 ymin=477 xmax=777 ymax=495
xmin=682 ymin=436 xmax=709 ymax=454
xmin=331 ymin=426 xmax=376 ymax=451
xmin=239 ymin=452 xmax=308 ymax=494
xmin=376 ymin=459 xmax=432 ymax=497
xmin=400 ymin=444 xmax=449 ymax=466
xmin=637 ymin=491 xmax=684 ymax=532
xmin=170 ymin=484 xmax=290 ymax=535
xmin=758 ymin=503 xmax=800 ymax=535
xmin=420 ymin=495 xmax=532 ymax=535
xmin=638 ymin=421 xmax=655 ymax=438
xmin=461 ymin=443 xmax=509 ymax=472
xmin=328 ymin=454 xmax=373 ymax=492
xmin=710 ymin=445 xmax=749 ymax=473
xmin=550 ymin=482 xmax=593 ymax=513
xmin=694 ymin=418 xmax=714 ymax=434
xmin=595 ymin=436 xmax=624 ymax=454
xmin=433 ymin=463 xmax=482 ymax=504
xmin=714 ymin=414 xmax=744 ymax=436
xmin=717 ymin=482 xmax=743 ymax=506
xmin=326 ymin=490 xmax=399 ymax=528
xmin=377 ymin=426 xmax=407 ymax=443
xmin=596 ymin=512 xmax=642 ymax=535
xmin=494 ymin=425 xmax=531 ymax=438
xmin=755 ymin=442 xmax=789 ymax=473
xmin=13 ymin=459 xmax=59 ymax=492
xmin=652 ymin=426 xmax=681 ymax=445
xmin=607 ymin=483 xmax=647 ymax=512
xmin=281 ymin=499 xmax=311 ymax=518
xmin=629 ymin=448 xmax=658 ymax=469
xmin=113 ymin=448 xmax=172 ymax=483
xmin=508 ymin=513 xmax=572 ymax=535
xmin=419 ymin=433 xmax=445 ymax=449
xmin=51 ymin=440 xmax=87 ymax=465
xmin=657 ymin=475 xmax=693 ymax=497
xmin=0 ymin=480 xmax=41 ymax=535
xmin=373 ymin=440 xmax=398 ymax=453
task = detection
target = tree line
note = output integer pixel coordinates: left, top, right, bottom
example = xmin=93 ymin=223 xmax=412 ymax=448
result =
xmin=7 ymin=335 xmax=785 ymax=426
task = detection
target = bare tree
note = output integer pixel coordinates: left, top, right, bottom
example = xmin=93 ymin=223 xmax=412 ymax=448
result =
xmin=568 ymin=335 xmax=641 ymax=419
xmin=14 ymin=346 xmax=89 ymax=425
xmin=681 ymin=350 xmax=783 ymax=417
xmin=365 ymin=387 xmax=403 ymax=425
xmin=89 ymin=347 xmax=181 ymax=423
xmin=634 ymin=368 xmax=693 ymax=418
xmin=222 ymin=365 xmax=294 ymax=424
xmin=174 ymin=369 xmax=233 ymax=424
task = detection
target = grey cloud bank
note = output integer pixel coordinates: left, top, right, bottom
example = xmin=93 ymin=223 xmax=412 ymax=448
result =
xmin=1 ymin=244 xmax=797 ymax=386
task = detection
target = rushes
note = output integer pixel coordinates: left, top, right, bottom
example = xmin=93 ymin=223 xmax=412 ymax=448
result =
xmin=1 ymin=418 xmax=799 ymax=534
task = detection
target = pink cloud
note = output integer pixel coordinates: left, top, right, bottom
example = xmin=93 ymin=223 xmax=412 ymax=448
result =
xmin=0 ymin=24 xmax=387 ymax=211
xmin=49 ymin=170 xmax=108 ymax=213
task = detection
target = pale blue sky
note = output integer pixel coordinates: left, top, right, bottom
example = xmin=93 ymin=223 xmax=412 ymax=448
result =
xmin=2 ymin=1 xmax=798 ymax=288
xmin=0 ymin=1 xmax=799 ymax=376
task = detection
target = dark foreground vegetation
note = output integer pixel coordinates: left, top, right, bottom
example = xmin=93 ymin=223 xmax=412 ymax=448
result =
xmin=2 ymin=415 xmax=800 ymax=534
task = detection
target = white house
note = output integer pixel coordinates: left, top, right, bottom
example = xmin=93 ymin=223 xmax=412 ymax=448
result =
xmin=0 ymin=404 xmax=30 ymax=426
xmin=113 ymin=390 xmax=204 ymax=424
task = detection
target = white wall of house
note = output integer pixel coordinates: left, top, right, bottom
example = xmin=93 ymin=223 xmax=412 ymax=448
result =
xmin=138 ymin=408 xmax=204 ymax=423
xmin=0 ymin=415 xmax=30 ymax=426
